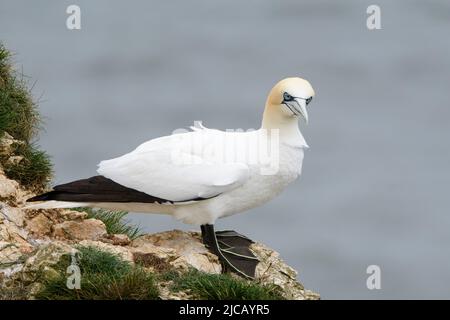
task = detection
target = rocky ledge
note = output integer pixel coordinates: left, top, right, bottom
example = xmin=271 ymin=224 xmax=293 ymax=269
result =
xmin=0 ymin=136 xmax=319 ymax=300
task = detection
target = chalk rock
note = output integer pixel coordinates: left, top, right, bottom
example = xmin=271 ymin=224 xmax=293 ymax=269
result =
xmin=0 ymin=241 xmax=23 ymax=266
xmin=21 ymin=242 xmax=73 ymax=282
xmin=0 ymin=204 xmax=25 ymax=227
xmin=252 ymin=242 xmax=320 ymax=300
xmin=53 ymin=218 xmax=107 ymax=241
xmin=0 ymin=219 xmax=32 ymax=253
xmin=26 ymin=213 xmax=52 ymax=237
xmin=101 ymin=233 xmax=131 ymax=246
xmin=6 ymin=155 xmax=24 ymax=166
xmin=0 ymin=169 xmax=19 ymax=199
xmin=0 ymin=132 xmax=22 ymax=157
xmin=132 ymin=230 xmax=222 ymax=274
xmin=60 ymin=210 xmax=88 ymax=221
xmin=0 ymin=168 xmax=34 ymax=205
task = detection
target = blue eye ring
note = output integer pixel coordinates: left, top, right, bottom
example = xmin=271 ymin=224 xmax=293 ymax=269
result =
xmin=283 ymin=92 xmax=293 ymax=102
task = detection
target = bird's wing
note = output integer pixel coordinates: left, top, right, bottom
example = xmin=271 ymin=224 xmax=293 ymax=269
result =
xmin=97 ymin=129 xmax=250 ymax=202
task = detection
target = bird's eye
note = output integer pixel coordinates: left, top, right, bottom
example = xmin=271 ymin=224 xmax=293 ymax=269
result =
xmin=306 ymin=97 xmax=313 ymax=105
xmin=283 ymin=92 xmax=293 ymax=102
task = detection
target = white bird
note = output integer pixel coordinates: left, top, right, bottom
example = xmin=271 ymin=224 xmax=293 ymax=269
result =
xmin=27 ymin=77 xmax=315 ymax=278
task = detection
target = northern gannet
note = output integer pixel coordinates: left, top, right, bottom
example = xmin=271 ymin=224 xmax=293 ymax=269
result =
xmin=27 ymin=77 xmax=315 ymax=278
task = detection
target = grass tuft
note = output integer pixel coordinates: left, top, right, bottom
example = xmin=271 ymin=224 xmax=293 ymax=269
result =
xmin=0 ymin=279 xmax=29 ymax=300
xmin=0 ymin=43 xmax=52 ymax=190
xmin=35 ymin=246 xmax=160 ymax=300
xmin=0 ymin=45 xmax=39 ymax=142
xmin=2 ymin=142 xmax=52 ymax=189
xmin=165 ymin=269 xmax=285 ymax=300
xmin=0 ymin=46 xmax=39 ymax=142
xmin=74 ymin=208 xmax=142 ymax=240
xmin=73 ymin=246 xmax=132 ymax=275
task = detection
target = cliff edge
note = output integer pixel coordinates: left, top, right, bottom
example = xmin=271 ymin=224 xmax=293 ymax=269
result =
xmin=0 ymin=141 xmax=319 ymax=299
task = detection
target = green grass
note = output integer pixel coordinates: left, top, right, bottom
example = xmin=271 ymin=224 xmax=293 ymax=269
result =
xmin=35 ymin=246 xmax=284 ymax=300
xmin=2 ymin=142 xmax=52 ymax=188
xmin=74 ymin=208 xmax=142 ymax=240
xmin=35 ymin=246 xmax=160 ymax=300
xmin=0 ymin=279 xmax=29 ymax=300
xmin=0 ymin=43 xmax=52 ymax=190
xmin=165 ymin=269 xmax=285 ymax=300
xmin=15 ymin=246 xmax=285 ymax=300
xmin=0 ymin=46 xmax=39 ymax=142
xmin=71 ymin=246 xmax=132 ymax=275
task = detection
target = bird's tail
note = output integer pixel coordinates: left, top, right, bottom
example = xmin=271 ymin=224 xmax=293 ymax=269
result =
xmin=24 ymin=200 xmax=87 ymax=210
xmin=24 ymin=175 xmax=165 ymax=211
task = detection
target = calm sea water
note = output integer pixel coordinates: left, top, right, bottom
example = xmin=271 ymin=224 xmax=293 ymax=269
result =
xmin=1 ymin=0 xmax=450 ymax=299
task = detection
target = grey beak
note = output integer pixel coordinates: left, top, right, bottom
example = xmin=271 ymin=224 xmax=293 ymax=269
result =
xmin=285 ymin=98 xmax=308 ymax=124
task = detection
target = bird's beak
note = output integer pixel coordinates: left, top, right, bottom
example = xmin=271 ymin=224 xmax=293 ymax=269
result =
xmin=285 ymin=98 xmax=308 ymax=124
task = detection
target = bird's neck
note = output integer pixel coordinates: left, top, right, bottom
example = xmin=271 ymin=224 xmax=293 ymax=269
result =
xmin=261 ymin=106 xmax=308 ymax=147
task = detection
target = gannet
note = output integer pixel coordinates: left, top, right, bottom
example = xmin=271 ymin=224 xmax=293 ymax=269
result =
xmin=27 ymin=77 xmax=315 ymax=278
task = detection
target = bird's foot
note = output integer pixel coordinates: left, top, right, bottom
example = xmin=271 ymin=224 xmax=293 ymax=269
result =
xmin=215 ymin=230 xmax=252 ymax=242
xmin=201 ymin=225 xmax=259 ymax=279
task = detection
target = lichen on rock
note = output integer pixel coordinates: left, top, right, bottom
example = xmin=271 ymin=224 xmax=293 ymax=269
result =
xmin=52 ymin=219 xmax=107 ymax=241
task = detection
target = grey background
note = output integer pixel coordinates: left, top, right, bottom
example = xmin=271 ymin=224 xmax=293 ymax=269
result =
xmin=1 ymin=0 xmax=449 ymax=299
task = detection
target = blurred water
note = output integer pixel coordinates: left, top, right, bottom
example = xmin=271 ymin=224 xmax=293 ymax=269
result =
xmin=1 ymin=0 xmax=450 ymax=299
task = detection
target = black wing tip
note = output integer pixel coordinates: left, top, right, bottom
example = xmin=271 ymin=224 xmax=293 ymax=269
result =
xmin=26 ymin=175 xmax=213 ymax=204
xmin=26 ymin=193 xmax=52 ymax=202
xmin=24 ymin=175 xmax=172 ymax=204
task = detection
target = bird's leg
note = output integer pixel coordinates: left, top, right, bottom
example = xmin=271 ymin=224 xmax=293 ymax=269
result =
xmin=200 ymin=224 xmax=259 ymax=279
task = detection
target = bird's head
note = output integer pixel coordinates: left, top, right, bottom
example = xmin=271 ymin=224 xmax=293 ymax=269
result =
xmin=264 ymin=77 xmax=315 ymax=125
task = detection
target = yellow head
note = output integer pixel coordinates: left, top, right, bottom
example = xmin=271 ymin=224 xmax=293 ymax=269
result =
xmin=263 ymin=77 xmax=315 ymax=127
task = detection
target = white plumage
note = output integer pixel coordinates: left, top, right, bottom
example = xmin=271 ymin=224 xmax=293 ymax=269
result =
xmin=98 ymin=128 xmax=251 ymax=202
xmin=26 ymin=77 xmax=315 ymax=226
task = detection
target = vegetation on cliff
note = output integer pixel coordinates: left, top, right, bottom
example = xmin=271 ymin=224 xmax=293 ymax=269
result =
xmin=0 ymin=43 xmax=52 ymax=190
xmin=35 ymin=246 xmax=160 ymax=300
xmin=74 ymin=207 xmax=142 ymax=240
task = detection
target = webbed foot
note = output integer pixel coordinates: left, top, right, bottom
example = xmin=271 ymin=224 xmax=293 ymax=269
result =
xmin=201 ymin=224 xmax=259 ymax=279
